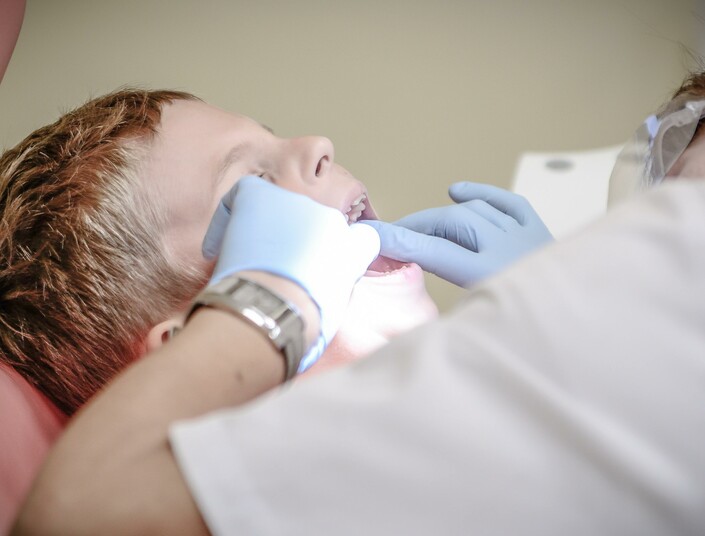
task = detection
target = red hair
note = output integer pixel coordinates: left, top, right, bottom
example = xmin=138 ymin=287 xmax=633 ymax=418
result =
xmin=0 ymin=89 xmax=208 ymax=415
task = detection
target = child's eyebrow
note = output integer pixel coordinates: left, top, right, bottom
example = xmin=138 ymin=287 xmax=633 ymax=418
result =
xmin=215 ymin=143 xmax=246 ymax=185
xmin=215 ymin=124 xmax=274 ymax=184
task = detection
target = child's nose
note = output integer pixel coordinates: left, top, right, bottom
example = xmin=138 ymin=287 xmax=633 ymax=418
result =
xmin=284 ymin=136 xmax=335 ymax=184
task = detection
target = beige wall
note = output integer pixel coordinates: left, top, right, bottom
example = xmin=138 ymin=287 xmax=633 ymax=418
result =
xmin=0 ymin=0 xmax=697 ymax=310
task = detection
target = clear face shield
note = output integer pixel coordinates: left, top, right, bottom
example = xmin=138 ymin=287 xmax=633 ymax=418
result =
xmin=608 ymin=96 xmax=705 ymax=206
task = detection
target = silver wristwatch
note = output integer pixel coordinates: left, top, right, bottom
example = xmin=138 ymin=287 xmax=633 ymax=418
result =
xmin=185 ymin=277 xmax=306 ymax=381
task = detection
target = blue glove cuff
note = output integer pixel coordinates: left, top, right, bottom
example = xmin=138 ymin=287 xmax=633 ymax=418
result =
xmin=298 ymin=336 xmax=326 ymax=374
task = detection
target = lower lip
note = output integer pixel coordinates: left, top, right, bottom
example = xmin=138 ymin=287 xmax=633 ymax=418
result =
xmin=366 ymin=255 xmax=410 ymax=276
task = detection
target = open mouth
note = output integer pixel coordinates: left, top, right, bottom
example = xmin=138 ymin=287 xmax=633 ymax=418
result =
xmin=366 ymin=255 xmax=409 ymax=275
xmin=342 ymin=191 xmax=410 ymax=275
xmin=344 ymin=194 xmax=368 ymax=224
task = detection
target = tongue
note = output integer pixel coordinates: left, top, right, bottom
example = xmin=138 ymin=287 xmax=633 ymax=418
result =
xmin=366 ymin=255 xmax=408 ymax=275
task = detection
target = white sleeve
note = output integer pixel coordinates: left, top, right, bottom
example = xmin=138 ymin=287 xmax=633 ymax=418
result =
xmin=170 ymin=179 xmax=705 ymax=536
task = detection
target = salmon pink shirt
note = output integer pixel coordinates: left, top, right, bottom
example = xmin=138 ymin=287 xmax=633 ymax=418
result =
xmin=0 ymin=363 xmax=66 ymax=534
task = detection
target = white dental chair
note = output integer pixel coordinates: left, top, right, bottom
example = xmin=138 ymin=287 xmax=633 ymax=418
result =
xmin=511 ymin=146 xmax=623 ymax=238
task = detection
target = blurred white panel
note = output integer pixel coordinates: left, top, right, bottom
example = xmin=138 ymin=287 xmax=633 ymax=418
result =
xmin=511 ymin=146 xmax=622 ymax=238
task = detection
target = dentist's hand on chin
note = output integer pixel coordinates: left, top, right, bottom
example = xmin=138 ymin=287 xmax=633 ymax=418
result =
xmin=202 ymin=175 xmax=381 ymax=373
xmin=362 ymin=181 xmax=553 ymax=288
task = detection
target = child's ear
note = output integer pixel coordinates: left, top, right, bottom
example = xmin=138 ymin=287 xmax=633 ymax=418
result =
xmin=145 ymin=317 xmax=184 ymax=353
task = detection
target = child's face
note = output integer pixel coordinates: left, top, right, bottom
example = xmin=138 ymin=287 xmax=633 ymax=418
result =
xmin=144 ymin=99 xmax=377 ymax=273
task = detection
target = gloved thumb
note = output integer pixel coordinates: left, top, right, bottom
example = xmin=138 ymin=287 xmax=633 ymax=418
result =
xmin=201 ymin=179 xmax=244 ymax=259
xmin=361 ymin=219 xmax=447 ymax=265
xmin=347 ymin=222 xmax=382 ymax=274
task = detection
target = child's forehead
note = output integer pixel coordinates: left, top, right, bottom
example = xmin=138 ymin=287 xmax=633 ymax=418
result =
xmin=157 ymin=100 xmax=270 ymax=145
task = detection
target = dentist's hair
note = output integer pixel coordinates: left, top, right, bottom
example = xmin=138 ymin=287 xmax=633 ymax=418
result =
xmin=672 ymin=71 xmax=705 ymax=137
xmin=0 ymin=88 xmax=207 ymax=415
xmin=673 ymin=71 xmax=705 ymax=99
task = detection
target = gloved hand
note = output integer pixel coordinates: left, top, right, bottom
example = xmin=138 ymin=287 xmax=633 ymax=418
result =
xmin=362 ymin=182 xmax=553 ymax=288
xmin=202 ymin=175 xmax=380 ymax=372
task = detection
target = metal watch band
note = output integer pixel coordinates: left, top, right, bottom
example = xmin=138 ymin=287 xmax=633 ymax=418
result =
xmin=185 ymin=277 xmax=306 ymax=381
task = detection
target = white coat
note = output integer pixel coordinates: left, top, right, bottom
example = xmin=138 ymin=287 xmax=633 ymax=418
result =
xmin=171 ymin=179 xmax=705 ymax=536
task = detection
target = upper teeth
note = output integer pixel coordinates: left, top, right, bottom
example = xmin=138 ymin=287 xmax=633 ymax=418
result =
xmin=345 ymin=194 xmax=367 ymax=224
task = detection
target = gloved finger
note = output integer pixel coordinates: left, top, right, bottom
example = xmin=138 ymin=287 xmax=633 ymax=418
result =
xmin=201 ymin=182 xmax=241 ymax=259
xmin=202 ymin=175 xmax=271 ymax=259
xmin=347 ymin=222 xmax=382 ymax=275
xmin=361 ymin=220 xmax=482 ymax=286
xmin=392 ymin=204 xmax=500 ymax=252
xmin=448 ymin=181 xmax=534 ymax=225
xmin=313 ymin=223 xmax=379 ymax=351
xmin=298 ymin=337 xmax=326 ymax=374
xmin=459 ymin=199 xmax=518 ymax=232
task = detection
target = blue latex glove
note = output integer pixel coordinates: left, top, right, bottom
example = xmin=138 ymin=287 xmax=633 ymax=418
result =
xmin=362 ymin=182 xmax=553 ymax=288
xmin=202 ymin=176 xmax=380 ymax=372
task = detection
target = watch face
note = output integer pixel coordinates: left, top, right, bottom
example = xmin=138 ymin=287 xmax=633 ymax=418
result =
xmin=236 ymin=281 xmax=281 ymax=312
xmin=195 ymin=278 xmax=304 ymax=380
